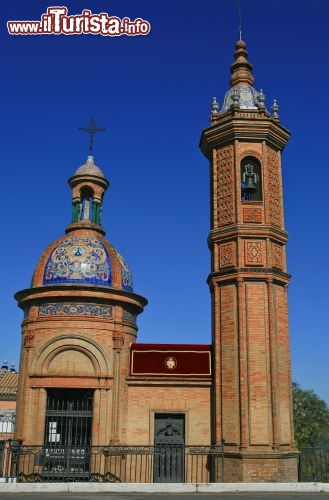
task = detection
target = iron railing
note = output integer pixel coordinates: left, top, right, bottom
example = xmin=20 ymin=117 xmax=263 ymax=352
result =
xmin=2 ymin=442 xmax=329 ymax=483
xmin=299 ymin=447 xmax=329 ymax=482
xmin=0 ymin=441 xmax=225 ymax=483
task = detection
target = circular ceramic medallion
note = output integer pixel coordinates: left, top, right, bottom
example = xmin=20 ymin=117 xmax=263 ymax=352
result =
xmin=164 ymin=357 xmax=177 ymax=370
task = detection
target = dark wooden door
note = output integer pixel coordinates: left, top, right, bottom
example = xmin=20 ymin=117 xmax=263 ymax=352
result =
xmin=154 ymin=413 xmax=185 ymax=483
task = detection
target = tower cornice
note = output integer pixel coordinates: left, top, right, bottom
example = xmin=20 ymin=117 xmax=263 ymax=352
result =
xmin=200 ymin=113 xmax=290 ymax=158
xmin=207 ymin=225 xmax=289 ymax=248
xmin=207 ymin=268 xmax=291 ymax=287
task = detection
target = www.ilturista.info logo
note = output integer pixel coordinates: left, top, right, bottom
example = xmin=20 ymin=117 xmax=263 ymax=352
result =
xmin=7 ymin=6 xmax=151 ymax=36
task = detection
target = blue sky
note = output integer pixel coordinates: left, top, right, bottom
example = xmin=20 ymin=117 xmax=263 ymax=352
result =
xmin=2 ymin=0 xmax=329 ymax=404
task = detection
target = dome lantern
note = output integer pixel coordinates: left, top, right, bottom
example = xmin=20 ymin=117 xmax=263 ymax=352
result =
xmin=66 ymin=155 xmax=109 ymax=235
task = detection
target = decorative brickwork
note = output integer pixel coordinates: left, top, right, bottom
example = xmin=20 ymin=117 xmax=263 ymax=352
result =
xmin=267 ymin=147 xmax=282 ymax=227
xmin=245 ymin=240 xmax=264 ymax=265
xmin=243 ymin=206 xmax=262 ymax=223
xmin=272 ymin=243 xmax=283 ymax=269
xmin=216 ymin=146 xmax=234 ymax=227
xmin=219 ymin=242 xmax=236 ymax=267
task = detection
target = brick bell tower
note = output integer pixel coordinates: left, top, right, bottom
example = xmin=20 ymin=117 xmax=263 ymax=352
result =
xmin=14 ymin=133 xmax=147 ymax=448
xmin=200 ymin=41 xmax=298 ymax=481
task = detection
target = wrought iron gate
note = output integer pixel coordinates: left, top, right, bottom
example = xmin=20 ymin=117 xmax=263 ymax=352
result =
xmin=44 ymin=389 xmax=93 ymax=480
xmin=154 ymin=413 xmax=185 ymax=482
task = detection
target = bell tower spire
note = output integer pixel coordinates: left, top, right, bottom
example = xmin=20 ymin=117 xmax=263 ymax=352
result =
xmin=200 ymin=40 xmax=298 ymax=482
xmin=230 ymin=39 xmax=254 ymax=88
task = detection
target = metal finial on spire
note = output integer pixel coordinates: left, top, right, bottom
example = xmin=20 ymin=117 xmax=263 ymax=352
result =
xmin=237 ymin=0 xmax=242 ymax=41
xmin=79 ymin=117 xmax=106 ymax=156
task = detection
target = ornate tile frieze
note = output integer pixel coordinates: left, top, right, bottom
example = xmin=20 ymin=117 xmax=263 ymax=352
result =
xmin=38 ymin=303 xmax=113 ymax=318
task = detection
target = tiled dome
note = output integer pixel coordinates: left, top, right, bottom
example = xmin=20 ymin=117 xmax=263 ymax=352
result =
xmin=31 ymin=234 xmax=133 ymax=292
xmin=75 ymin=156 xmax=105 ymax=178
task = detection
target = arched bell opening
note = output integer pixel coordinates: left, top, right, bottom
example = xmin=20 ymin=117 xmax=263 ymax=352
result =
xmin=240 ymin=156 xmax=262 ymax=201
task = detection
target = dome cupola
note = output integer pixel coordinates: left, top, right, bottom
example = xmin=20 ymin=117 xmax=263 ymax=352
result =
xmin=30 ymin=150 xmax=134 ymax=292
xmin=17 ymin=118 xmax=145 ymax=299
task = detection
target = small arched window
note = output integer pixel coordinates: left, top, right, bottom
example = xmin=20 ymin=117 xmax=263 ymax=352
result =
xmin=241 ymin=156 xmax=262 ymax=201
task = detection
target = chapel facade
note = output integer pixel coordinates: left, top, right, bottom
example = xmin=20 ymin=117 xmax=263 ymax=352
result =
xmin=14 ymin=40 xmax=298 ymax=482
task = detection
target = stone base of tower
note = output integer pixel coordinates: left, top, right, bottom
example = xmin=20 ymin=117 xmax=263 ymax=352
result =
xmin=220 ymin=451 xmax=299 ymax=482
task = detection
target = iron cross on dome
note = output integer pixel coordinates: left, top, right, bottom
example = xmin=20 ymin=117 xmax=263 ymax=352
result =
xmin=79 ymin=117 xmax=106 ymax=155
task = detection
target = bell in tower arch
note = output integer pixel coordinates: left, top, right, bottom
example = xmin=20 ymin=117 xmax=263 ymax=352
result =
xmin=241 ymin=160 xmax=262 ymax=201
xmin=243 ymin=164 xmax=258 ymax=194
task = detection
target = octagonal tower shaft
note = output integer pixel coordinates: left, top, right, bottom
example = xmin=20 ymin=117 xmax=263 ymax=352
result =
xmin=200 ymin=41 xmax=298 ymax=482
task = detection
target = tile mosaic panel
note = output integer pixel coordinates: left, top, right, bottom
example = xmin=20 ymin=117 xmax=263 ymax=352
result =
xmin=43 ymin=237 xmax=112 ymax=286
